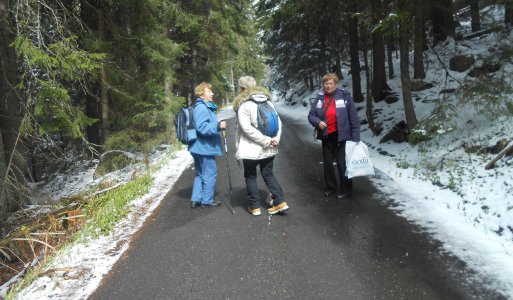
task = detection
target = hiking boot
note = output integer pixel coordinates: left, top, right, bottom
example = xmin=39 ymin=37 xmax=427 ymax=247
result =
xmin=324 ymin=189 xmax=335 ymax=197
xmin=248 ymin=207 xmax=262 ymax=216
xmin=201 ymin=201 xmax=222 ymax=208
xmin=267 ymin=202 xmax=289 ymax=215
xmin=337 ymin=193 xmax=352 ymax=200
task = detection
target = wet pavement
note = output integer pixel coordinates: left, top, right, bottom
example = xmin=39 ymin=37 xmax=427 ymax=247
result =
xmin=91 ymin=112 xmax=504 ymax=299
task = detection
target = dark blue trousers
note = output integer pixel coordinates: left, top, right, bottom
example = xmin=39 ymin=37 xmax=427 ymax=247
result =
xmin=242 ymin=156 xmax=284 ymax=209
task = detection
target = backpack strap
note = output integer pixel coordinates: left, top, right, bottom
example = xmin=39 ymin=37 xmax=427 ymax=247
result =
xmin=317 ymin=95 xmax=334 ymax=121
xmin=324 ymin=95 xmax=335 ymax=110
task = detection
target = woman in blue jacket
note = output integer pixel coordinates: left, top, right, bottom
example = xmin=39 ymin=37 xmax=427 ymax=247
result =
xmin=188 ymin=82 xmax=226 ymax=208
xmin=308 ymin=73 xmax=360 ymax=199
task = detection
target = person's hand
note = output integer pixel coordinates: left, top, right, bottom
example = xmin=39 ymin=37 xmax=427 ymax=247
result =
xmin=318 ymin=121 xmax=327 ymax=129
xmin=269 ymin=137 xmax=279 ymax=147
xmin=219 ymin=121 xmax=227 ymax=130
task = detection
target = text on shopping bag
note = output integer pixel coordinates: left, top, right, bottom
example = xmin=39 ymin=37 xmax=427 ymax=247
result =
xmin=345 ymin=141 xmax=375 ymax=178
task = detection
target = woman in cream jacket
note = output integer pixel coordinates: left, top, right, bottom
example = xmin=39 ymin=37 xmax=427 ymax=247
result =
xmin=233 ymin=76 xmax=289 ymax=216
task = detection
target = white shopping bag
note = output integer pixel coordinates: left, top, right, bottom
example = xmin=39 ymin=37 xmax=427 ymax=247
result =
xmin=345 ymin=141 xmax=375 ymax=178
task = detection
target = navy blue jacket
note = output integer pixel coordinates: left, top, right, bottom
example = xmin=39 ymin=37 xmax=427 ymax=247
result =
xmin=188 ymin=99 xmax=223 ymax=156
xmin=308 ymin=88 xmax=360 ymax=142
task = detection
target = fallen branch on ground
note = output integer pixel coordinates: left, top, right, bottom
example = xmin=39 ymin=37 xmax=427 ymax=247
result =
xmin=485 ymin=141 xmax=513 ymax=170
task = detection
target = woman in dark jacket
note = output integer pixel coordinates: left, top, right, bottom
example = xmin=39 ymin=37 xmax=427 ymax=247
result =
xmin=188 ymin=82 xmax=226 ymax=208
xmin=308 ymin=73 xmax=360 ymax=199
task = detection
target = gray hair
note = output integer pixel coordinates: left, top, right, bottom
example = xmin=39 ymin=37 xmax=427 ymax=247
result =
xmin=238 ymin=76 xmax=257 ymax=90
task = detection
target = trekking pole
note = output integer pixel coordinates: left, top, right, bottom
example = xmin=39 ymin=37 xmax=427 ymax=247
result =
xmin=222 ymin=129 xmax=235 ymax=214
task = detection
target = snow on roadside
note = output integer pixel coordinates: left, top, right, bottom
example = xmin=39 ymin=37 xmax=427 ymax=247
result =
xmin=275 ymin=94 xmax=513 ymax=296
xmin=1 ymin=148 xmax=193 ymax=300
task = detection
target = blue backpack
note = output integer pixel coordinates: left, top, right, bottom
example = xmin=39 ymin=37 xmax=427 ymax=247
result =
xmin=175 ymin=107 xmax=197 ymax=144
xmin=252 ymin=100 xmax=279 ymax=137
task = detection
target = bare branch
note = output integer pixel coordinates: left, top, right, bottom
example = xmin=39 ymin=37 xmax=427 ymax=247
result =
xmin=11 ymin=238 xmax=55 ymax=251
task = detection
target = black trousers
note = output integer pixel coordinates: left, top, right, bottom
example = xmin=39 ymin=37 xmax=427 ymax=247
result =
xmin=242 ymin=156 xmax=284 ymax=209
xmin=322 ymin=132 xmax=352 ymax=194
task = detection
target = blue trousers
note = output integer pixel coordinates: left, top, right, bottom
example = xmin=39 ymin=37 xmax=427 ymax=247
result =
xmin=243 ymin=156 xmax=284 ymax=209
xmin=191 ymin=154 xmax=217 ymax=204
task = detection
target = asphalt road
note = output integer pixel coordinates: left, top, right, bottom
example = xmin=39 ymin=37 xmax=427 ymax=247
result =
xmin=91 ymin=111 xmax=504 ymax=300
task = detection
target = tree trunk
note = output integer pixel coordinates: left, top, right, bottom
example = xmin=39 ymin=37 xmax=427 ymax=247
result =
xmin=399 ymin=0 xmax=418 ymax=131
xmin=98 ymin=13 xmax=110 ymax=141
xmin=80 ymin=0 xmax=102 ymax=150
xmin=318 ymin=23 xmax=327 ymax=75
xmin=100 ymin=67 xmax=109 ymax=141
xmin=385 ymin=0 xmax=395 ymax=80
xmin=431 ymin=0 xmax=455 ymax=45
xmin=506 ymin=0 xmax=513 ymax=26
xmin=386 ymin=32 xmax=395 ymax=79
xmin=413 ymin=0 xmax=426 ymax=79
xmin=334 ymin=54 xmax=343 ymax=81
xmin=0 ymin=0 xmax=28 ymax=216
xmin=191 ymin=47 xmax=198 ymax=104
xmin=0 ymin=129 xmax=6 ymax=220
xmin=85 ymin=92 xmax=102 ymax=148
xmin=360 ymin=15 xmax=379 ymax=136
xmin=470 ymin=0 xmax=481 ymax=32
xmin=371 ymin=0 xmax=389 ymax=102
xmin=348 ymin=0 xmax=363 ymax=103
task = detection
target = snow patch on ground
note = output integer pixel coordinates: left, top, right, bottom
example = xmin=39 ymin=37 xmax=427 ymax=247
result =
xmin=2 ymin=149 xmax=193 ymax=299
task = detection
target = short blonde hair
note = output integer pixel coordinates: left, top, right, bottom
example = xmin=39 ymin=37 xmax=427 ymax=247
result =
xmin=238 ymin=76 xmax=257 ymax=90
xmin=194 ymin=82 xmax=212 ymax=97
xmin=322 ymin=73 xmax=339 ymax=84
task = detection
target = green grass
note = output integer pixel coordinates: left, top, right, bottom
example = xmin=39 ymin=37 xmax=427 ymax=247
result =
xmin=77 ymin=173 xmax=153 ymax=240
xmin=5 ymin=173 xmax=154 ymax=299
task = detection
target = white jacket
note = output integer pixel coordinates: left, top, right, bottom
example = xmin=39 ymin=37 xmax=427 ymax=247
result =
xmin=233 ymin=87 xmax=282 ymax=160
